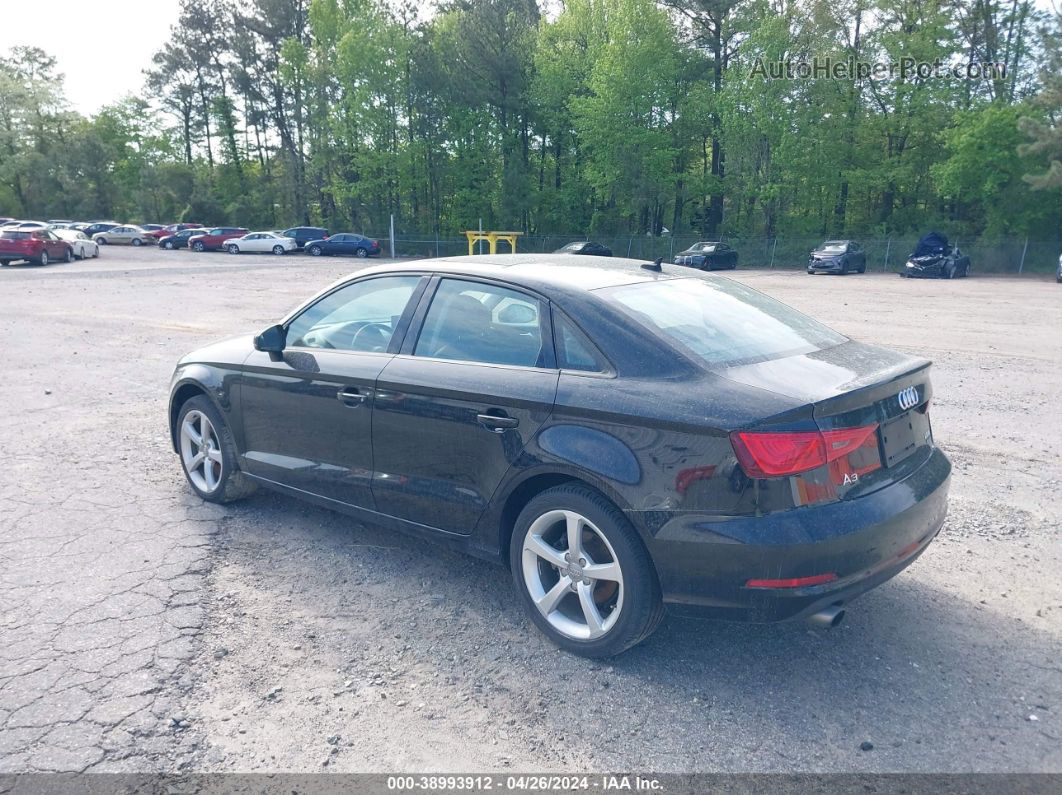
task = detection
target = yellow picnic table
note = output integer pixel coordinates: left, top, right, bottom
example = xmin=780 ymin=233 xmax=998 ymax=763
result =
xmin=463 ymin=230 xmax=523 ymax=255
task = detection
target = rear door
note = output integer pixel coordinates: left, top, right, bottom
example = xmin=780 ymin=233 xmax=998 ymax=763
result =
xmin=370 ymin=276 xmax=559 ymax=534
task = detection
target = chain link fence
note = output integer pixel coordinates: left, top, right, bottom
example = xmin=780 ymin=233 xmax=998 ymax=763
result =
xmin=386 ymin=233 xmax=1060 ymax=275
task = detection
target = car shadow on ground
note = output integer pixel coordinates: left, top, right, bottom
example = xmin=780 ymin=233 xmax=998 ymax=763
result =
xmin=211 ymin=487 xmax=1061 ymax=771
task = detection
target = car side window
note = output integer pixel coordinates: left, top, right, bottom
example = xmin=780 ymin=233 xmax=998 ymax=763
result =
xmin=286 ymin=275 xmax=421 ymax=353
xmin=554 ymin=313 xmax=607 ymax=373
xmin=414 ymin=279 xmax=546 ymax=368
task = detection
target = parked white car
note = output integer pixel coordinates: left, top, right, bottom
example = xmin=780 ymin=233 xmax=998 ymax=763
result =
xmin=54 ymin=229 xmax=100 ymax=259
xmin=225 ymin=231 xmax=298 ymax=255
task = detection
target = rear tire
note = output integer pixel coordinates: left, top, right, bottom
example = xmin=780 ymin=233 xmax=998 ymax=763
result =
xmin=176 ymin=396 xmax=257 ymax=504
xmin=132 ymin=238 xmax=142 ymax=247
xmin=510 ymin=484 xmax=663 ymax=658
xmin=272 ymin=245 xmax=285 ymax=255
xmin=0 ymin=260 xmax=9 ymax=267
xmin=356 ymin=247 xmax=369 ymax=258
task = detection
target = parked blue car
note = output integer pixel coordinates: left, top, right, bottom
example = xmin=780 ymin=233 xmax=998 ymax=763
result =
xmin=305 ymin=233 xmax=381 ymax=258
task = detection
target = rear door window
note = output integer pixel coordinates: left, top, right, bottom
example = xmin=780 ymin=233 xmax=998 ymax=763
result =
xmin=414 ymin=279 xmax=548 ymax=368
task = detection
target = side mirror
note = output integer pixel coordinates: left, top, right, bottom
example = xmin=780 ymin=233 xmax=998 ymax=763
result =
xmin=254 ymin=323 xmax=287 ymax=353
xmin=498 ymin=303 xmax=537 ymax=324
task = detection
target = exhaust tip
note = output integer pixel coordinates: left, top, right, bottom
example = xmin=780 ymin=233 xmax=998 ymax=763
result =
xmin=808 ymin=605 xmax=845 ymax=629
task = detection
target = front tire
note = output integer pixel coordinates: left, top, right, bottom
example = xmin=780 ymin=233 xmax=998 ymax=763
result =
xmin=227 ymin=244 xmax=240 ymax=255
xmin=308 ymin=245 xmax=322 ymax=256
xmin=38 ymin=251 xmax=49 ymax=266
xmin=163 ymin=240 xmax=175 ymax=250
xmin=510 ymin=484 xmax=663 ymax=658
xmin=63 ymin=247 xmax=74 ymax=263
xmin=97 ymin=237 xmax=108 ymax=246
xmin=193 ymin=241 xmax=205 ymax=252
xmin=176 ymin=396 xmax=257 ymax=503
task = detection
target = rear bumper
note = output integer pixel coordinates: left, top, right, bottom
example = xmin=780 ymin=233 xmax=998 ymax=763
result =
xmin=647 ymin=446 xmax=951 ymax=622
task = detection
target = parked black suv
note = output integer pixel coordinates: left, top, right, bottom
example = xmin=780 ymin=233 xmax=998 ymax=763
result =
xmin=282 ymin=227 xmax=330 ymax=250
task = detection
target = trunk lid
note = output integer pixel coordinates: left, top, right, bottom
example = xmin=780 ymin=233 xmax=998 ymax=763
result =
xmin=721 ymin=340 xmax=935 ymax=504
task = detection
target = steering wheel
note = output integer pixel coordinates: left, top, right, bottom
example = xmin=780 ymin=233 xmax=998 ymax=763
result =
xmin=349 ymin=322 xmax=392 ymax=351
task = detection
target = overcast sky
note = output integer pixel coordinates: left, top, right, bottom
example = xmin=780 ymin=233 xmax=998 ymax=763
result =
xmin=1 ymin=0 xmax=1059 ymax=116
xmin=0 ymin=0 xmax=182 ymax=114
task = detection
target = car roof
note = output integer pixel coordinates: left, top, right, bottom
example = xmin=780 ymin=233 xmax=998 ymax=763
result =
xmin=353 ymin=254 xmax=682 ymax=293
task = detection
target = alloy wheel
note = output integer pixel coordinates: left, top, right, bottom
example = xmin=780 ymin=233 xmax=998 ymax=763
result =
xmin=521 ymin=509 xmax=624 ymax=641
xmin=40 ymin=251 xmax=49 ymax=266
xmin=272 ymin=245 xmax=284 ymax=255
xmin=179 ymin=409 xmax=223 ymax=494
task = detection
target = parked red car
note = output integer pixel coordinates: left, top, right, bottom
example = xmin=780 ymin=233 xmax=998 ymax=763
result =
xmin=187 ymin=227 xmax=249 ymax=252
xmin=148 ymin=222 xmax=203 ymax=241
xmin=0 ymin=228 xmax=74 ymax=266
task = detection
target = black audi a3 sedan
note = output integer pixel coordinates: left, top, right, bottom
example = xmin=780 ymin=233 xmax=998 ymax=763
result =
xmin=169 ymin=255 xmax=950 ymax=657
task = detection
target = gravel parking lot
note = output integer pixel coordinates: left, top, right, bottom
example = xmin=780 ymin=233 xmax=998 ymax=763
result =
xmin=1 ymin=247 xmax=1059 ymax=774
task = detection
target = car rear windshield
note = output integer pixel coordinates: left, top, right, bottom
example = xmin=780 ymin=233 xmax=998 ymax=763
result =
xmin=598 ymin=277 xmax=847 ymax=368
xmin=0 ymin=231 xmax=31 ymax=239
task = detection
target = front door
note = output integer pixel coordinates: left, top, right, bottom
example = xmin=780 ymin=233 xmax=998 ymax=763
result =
xmin=238 ymin=274 xmax=426 ymax=508
xmin=371 ymin=277 xmax=558 ymax=534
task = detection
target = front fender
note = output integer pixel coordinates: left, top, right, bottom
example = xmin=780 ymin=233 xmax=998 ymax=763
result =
xmin=168 ymin=365 xmax=239 ymax=453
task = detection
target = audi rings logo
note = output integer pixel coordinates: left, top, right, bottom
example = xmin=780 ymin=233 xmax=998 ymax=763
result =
xmin=897 ymin=386 xmax=920 ymax=411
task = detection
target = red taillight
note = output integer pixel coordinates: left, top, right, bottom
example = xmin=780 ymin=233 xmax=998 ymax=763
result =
xmin=746 ymin=573 xmax=838 ymax=588
xmin=372 ymin=239 xmax=379 ymax=247
xmin=730 ymin=424 xmax=878 ymax=478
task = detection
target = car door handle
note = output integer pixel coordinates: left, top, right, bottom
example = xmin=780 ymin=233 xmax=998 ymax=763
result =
xmin=337 ymin=387 xmax=371 ymax=406
xmin=476 ymin=413 xmax=519 ymax=432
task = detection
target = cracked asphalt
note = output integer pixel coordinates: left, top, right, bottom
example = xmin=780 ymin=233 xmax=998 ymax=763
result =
xmin=1 ymin=247 xmax=1059 ymax=773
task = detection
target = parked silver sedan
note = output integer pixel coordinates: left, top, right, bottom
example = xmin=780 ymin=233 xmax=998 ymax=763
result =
xmin=92 ymin=225 xmax=154 ymax=247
